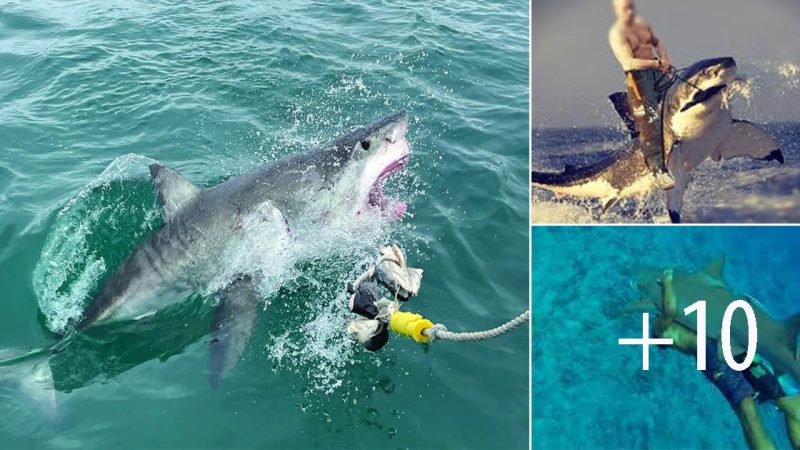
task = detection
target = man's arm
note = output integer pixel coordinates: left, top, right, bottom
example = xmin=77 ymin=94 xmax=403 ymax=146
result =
xmin=647 ymin=22 xmax=671 ymax=71
xmin=653 ymin=269 xmax=697 ymax=354
xmin=608 ymin=27 xmax=660 ymax=71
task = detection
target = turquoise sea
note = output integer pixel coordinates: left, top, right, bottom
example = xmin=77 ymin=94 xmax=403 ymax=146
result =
xmin=532 ymin=227 xmax=800 ymax=449
xmin=0 ymin=1 xmax=529 ymax=448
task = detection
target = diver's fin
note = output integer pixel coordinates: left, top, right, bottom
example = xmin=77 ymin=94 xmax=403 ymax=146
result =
xmin=149 ymin=164 xmax=201 ymax=222
xmin=601 ymin=197 xmax=619 ymax=214
xmin=710 ymin=120 xmax=781 ymax=162
xmin=783 ymin=313 xmax=800 ymax=361
xmin=702 ymin=255 xmax=725 ymax=280
xmin=608 ymin=92 xmax=637 ymax=137
xmin=563 ymin=164 xmax=577 ymax=174
xmin=0 ymin=349 xmax=57 ymax=421
xmin=209 ymin=275 xmax=259 ymax=387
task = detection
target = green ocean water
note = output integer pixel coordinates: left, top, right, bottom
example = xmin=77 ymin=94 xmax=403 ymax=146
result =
xmin=0 ymin=1 xmax=529 ymax=449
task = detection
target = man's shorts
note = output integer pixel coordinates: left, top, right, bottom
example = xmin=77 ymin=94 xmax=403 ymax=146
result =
xmin=703 ymin=340 xmax=755 ymax=409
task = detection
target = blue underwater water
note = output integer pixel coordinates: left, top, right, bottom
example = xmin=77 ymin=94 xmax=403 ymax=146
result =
xmin=532 ymin=226 xmax=800 ymax=449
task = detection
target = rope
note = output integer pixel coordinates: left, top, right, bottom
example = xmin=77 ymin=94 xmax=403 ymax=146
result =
xmin=422 ymin=310 xmax=530 ymax=343
xmin=670 ymin=66 xmax=706 ymax=93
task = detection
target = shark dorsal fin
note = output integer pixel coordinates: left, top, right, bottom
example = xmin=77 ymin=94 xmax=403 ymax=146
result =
xmin=149 ymin=164 xmax=200 ymax=221
xmin=703 ymin=255 xmax=725 ymax=280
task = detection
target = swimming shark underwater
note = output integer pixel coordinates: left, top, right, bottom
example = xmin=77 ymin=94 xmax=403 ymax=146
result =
xmin=630 ymin=256 xmax=800 ymax=383
xmin=531 ymin=57 xmax=784 ymax=223
xmin=0 ymin=111 xmax=411 ymax=414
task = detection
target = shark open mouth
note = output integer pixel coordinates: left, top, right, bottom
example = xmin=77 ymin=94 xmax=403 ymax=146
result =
xmin=367 ymin=153 xmax=409 ymax=218
xmin=681 ymin=83 xmax=728 ymax=112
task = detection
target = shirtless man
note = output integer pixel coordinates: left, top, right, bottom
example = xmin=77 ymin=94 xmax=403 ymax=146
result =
xmin=655 ymin=269 xmax=800 ymax=450
xmin=608 ymin=0 xmax=675 ymax=190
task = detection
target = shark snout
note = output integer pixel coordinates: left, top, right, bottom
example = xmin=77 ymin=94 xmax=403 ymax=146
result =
xmin=384 ymin=111 xmax=408 ymax=144
xmin=719 ymin=57 xmax=736 ymax=69
xmin=702 ymin=57 xmax=736 ymax=72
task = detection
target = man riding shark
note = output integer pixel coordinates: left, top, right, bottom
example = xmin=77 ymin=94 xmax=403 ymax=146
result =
xmin=6 ymin=111 xmax=412 ymax=398
xmin=531 ymin=56 xmax=784 ymax=223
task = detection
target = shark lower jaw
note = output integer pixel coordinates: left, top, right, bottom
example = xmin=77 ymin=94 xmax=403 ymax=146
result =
xmin=365 ymin=140 xmax=410 ymax=219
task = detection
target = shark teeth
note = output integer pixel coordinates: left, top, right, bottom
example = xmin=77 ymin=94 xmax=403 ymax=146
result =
xmin=367 ymin=155 xmax=409 ymax=218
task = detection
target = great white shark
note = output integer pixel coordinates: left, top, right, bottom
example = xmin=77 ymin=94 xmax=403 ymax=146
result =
xmin=1 ymin=111 xmax=411 ymax=413
xmin=531 ymin=57 xmax=785 ymax=223
xmin=630 ymin=256 xmax=800 ymax=383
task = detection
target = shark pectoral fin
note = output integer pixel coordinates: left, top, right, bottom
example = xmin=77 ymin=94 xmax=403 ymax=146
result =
xmin=712 ymin=120 xmax=781 ymax=162
xmin=209 ymin=275 xmax=259 ymax=388
xmin=703 ymin=255 xmax=726 ymax=280
xmin=149 ymin=164 xmax=201 ymax=221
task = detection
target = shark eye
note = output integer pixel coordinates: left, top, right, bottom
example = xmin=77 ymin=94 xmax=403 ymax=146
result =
xmin=360 ymin=140 xmax=370 ymax=151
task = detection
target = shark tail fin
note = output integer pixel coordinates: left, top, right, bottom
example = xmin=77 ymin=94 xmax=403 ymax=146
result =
xmin=0 ymin=348 xmax=57 ymax=421
xmin=785 ymin=313 xmax=800 ymax=362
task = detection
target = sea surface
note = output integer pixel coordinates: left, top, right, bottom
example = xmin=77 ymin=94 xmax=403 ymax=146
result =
xmin=0 ymin=1 xmax=530 ymax=448
xmin=532 ymin=227 xmax=800 ymax=449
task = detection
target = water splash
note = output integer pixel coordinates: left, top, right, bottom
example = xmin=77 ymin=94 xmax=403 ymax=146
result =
xmin=776 ymin=62 xmax=799 ymax=90
xmin=32 ymin=154 xmax=162 ymax=333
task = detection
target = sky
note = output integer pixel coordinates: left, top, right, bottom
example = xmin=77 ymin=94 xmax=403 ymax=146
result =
xmin=532 ymin=0 xmax=800 ymax=127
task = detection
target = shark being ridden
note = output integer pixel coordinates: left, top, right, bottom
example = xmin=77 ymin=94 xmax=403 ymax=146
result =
xmin=629 ymin=256 xmax=800 ymax=385
xmin=532 ymin=57 xmax=785 ymax=223
xmin=2 ymin=112 xmax=412 ymax=410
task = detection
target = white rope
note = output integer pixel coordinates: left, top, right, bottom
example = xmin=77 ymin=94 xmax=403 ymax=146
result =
xmin=422 ymin=310 xmax=530 ymax=343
